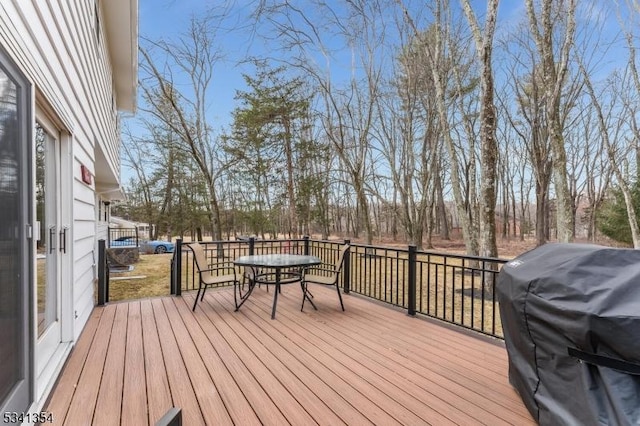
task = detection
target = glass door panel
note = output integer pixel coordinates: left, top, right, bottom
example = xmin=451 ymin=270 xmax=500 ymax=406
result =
xmin=34 ymin=117 xmax=62 ymax=382
xmin=0 ymin=52 xmax=31 ymax=414
xmin=35 ymin=124 xmax=58 ymax=336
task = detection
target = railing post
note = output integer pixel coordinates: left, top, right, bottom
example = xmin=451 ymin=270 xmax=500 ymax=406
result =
xmin=170 ymin=241 xmax=177 ymax=295
xmin=98 ymin=239 xmax=107 ymax=305
xmin=343 ymin=239 xmax=351 ymax=294
xmin=408 ymin=245 xmax=417 ymax=316
xmin=303 ymin=235 xmax=310 ymax=255
xmin=249 ymin=237 xmax=255 ymax=255
xmin=175 ymin=239 xmax=183 ymax=296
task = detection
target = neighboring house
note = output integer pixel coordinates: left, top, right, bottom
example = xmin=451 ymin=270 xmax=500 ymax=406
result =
xmin=110 ymin=215 xmax=155 ymax=239
xmin=0 ymin=0 xmax=137 ymax=418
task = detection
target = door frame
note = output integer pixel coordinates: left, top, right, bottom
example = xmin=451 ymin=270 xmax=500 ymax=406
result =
xmin=0 ymin=44 xmax=33 ymax=416
xmin=34 ymin=101 xmax=73 ymax=402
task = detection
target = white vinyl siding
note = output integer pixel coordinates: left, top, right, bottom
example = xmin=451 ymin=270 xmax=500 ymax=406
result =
xmin=0 ymin=1 xmax=126 ymax=340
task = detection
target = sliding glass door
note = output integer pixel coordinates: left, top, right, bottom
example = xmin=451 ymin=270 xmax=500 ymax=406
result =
xmin=0 ymin=48 xmax=32 ymax=414
xmin=35 ymin=119 xmax=62 ymax=378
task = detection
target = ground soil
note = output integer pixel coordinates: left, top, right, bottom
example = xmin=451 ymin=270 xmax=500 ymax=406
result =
xmin=342 ymin=235 xmax=538 ymax=258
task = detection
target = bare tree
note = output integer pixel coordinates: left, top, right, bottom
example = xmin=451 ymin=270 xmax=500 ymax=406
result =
xmin=397 ymin=0 xmax=481 ymax=256
xmin=253 ymin=0 xmax=391 ymax=245
xmin=460 ymin=0 xmax=500 ymax=257
xmin=380 ymin=23 xmax=444 ymax=249
xmin=575 ymin=101 xmax=610 ymax=241
xmin=525 ymin=0 xmax=577 ymax=242
xmin=581 ymin=67 xmax=640 ymax=247
xmin=138 ymin=13 xmax=227 ymax=241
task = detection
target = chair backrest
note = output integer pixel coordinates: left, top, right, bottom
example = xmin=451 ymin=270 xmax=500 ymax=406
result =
xmin=334 ymin=244 xmax=350 ymax=273
xmin=188 ymin=243 xmax=208 ymax=272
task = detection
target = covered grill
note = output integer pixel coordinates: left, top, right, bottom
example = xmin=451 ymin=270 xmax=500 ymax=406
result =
xmin=497 ymin=243 xmax=640 ymax=425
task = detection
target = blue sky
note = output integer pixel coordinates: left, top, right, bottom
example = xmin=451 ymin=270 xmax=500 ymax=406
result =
xmin=137 ymin=0 xmax=256 ymax=131
xmin=134 ymin=0 xmax=628 ymax=131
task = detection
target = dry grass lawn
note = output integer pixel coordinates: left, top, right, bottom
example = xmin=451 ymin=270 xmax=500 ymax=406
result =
xmin=107 ymin=253 xmax=174 ymax=302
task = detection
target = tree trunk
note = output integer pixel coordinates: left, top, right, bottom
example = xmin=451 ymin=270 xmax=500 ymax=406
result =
xmin=535 ymin=185 xmax=547 ymax=246
xmin=434 ymin=167 xmax=449 ymax=239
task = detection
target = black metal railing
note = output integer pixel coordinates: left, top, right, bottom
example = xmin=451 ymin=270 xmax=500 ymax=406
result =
xmin=170 ymin=237 xmax=311 ymax=296
xmin=107 ymin=226 xmax=139 ymax=248
xmin=170 ymin=237 xmax=508 ymax=339
xmin=97 ymin=239 xmax=109 ymax=305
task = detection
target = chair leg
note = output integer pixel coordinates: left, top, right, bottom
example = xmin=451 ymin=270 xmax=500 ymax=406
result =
xmin=235 ymin=279 xmax=256 ymax=312
xmin=234 ymin=280 xmax=240 ymax=309
xmin=200 ymin=285 xmax=208 ymax=301
xmin=336 ymin=285 xmax=345 ymax=311
xmin=193 ymin=283 xmax=203 ymax=311
xmin=301 ymin=281 xmax=317 ymax=311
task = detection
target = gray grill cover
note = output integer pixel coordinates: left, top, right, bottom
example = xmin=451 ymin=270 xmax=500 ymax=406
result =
xmin=497 ymin=243 xmax=640 ymax=425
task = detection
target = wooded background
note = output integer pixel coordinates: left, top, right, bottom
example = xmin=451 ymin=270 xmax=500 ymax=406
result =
xmin=116 ymin=0 xmax=640 ymax=256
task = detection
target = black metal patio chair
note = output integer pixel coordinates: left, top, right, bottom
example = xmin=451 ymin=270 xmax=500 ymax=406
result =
xmin=188 ymin=242 xmax=239 ymax=311
xmin=300 ymin=244 xmax=350 ymax=311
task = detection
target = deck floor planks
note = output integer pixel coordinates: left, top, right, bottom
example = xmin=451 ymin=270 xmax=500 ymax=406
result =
xmin=218 ymin=288 xmax=479 ymax=425
xmin=202 ymin=293 xmax=382 ymax=426
xmin=284 ymin=288 xmax=531 ymax=424
xmin=222 ymin=285 xmax=531 ymax=424
xmin=169 ymin=297 xmax=262 ymax=426
xmin=63 ymin=304 xmax=117 ymax=425
xmin=297 ymin=286 xmax=531 ymax=422
xmin=201 ymin=292 xmax=377 ymax=426
xmin=93 ymin=303 xmax=129 ymax=426
xmin=44 ymin=308 xmax=103 ymax=422
xmin=187 ymin=299 xmax=291 ymax=426
xmin=149 ymin=298 xmax=206 ymax=426
xmin=209 ymin=291 xmax=435 ymax=426
xmin=160 ymin=297 xmax=234 ymax=425
xmin=199 ymin=294 xmax=348 ymax=425
xmin=139 ymin=299 xmax=172 ymax=424
xmin=282 ymin=288 xmax=528 ymax=422
xmin=299 ymin=288 xmax=518 ymax=385
xmin=328 ymin=293 xmax=531 ymax=419
xmin=192 ymin=295 xmax=400 ymax=426
xmin=45 ymin=287 xmax=533 ymax=425
xmin=195 ymin=293 xmax=321 ymax=425
xmin=215 ymin=291 xmax=457 ymax=426
xmin=120 ymin=301 xmax=148 ymax=426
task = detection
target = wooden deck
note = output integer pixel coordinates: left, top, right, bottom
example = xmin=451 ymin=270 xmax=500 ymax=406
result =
xmin=44 ymin=285 xmax=534 ymax=425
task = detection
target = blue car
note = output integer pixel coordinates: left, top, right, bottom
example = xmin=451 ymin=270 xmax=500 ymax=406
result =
xmin=109 ymin=236 xmax=138 ymax=247
xmin=141 ymin=240 xmax=175 ymax=254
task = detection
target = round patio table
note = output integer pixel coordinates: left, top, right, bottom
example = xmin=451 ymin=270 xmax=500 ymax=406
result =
xmin=234 ymin=254 xmax=321 ymax=319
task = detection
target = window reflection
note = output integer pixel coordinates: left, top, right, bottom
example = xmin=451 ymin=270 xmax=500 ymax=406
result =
xmin=0 ymin=73 xmax=18 ymax=196
xmin=0 ymin=65 xmax=21 ymax=406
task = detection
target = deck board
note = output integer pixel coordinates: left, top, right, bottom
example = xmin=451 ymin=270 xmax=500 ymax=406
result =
xmin=121 ymin=302 xmax=148 ymax=426
xmin=44 ymin=286 xmax=534 ymax=425
xmin=139 ymin=299 xmax=172 ymax=424
xmin=62 ymin=304 xmax=116 ymax=425
xmin=150 ymin=298 xmax=205 ymax=426
xmin=44 ymin=308 xmax=103 ymax=422
xmin=288 ymin=292 xmax=528 ymax=421
xmin=93 ymin=303 xmax=128 ymax=426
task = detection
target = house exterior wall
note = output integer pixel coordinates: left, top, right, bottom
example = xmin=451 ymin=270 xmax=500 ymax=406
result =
xmin=0 ymin=0 xmax=136 ymax=412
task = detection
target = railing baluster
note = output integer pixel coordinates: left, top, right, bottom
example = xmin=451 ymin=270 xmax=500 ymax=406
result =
xmin=175 ymin=239 xmax=182 ymax=296
xmin=343 ymin=239 xmax=351 ymax=294
xmin=407 ymin=245 xmax=416 ymax=316
xmin=98 ymin=239 xmax=108 ymax=305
